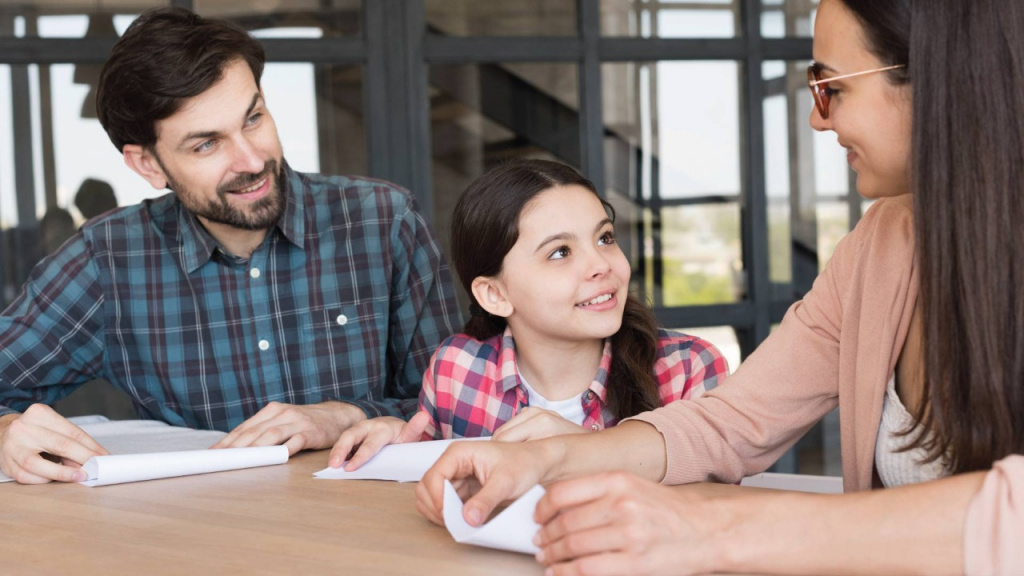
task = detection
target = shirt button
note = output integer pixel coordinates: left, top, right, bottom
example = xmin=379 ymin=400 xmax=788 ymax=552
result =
xmin=585 ymin=390 xmax=595 ymax=401
xmin=250 ymin=268 xmax=261 ymax=279
xmin=258 ymin=339 xmax=270 ymax=351
xmin=336 ymin=314 xmax=348 ymax=326
xmin=590 ymin=423 xmax=601 ymax=431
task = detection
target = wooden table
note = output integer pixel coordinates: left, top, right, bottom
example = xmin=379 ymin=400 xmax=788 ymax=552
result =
xmin=0 ymin=450 xmax=542 ymax=575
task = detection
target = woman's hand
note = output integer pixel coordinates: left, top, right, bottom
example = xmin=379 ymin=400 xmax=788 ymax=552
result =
xmin=416 ymin=437 xmax=564 ymax=527
xmin=534 ymin=471 xmax=731 ymax=576
xmin=492 ymin=407 xmax=589 ymax=443
xmin=327 ymin=411 xmax=430 ymax=470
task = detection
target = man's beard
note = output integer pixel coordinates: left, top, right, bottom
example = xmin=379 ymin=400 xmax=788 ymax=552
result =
xmin=162 ymin=158 xmax=286 ymax=232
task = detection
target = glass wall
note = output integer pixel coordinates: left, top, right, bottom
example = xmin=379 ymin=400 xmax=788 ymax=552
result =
xmin=1 ymin=0 xmax=855 ymax=475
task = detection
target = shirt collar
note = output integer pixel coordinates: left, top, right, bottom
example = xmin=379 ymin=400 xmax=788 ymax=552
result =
xmin=177 ymin=162 xmax=305 ymax=273
xmin=497 ymin=326 xmax=614 ymax=403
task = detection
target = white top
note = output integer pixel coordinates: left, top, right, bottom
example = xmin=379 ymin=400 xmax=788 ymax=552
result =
xmin=518 ymin=372 xmax=587 ymax=426
xmin=874 ymin=374 xmax=949 ymax=488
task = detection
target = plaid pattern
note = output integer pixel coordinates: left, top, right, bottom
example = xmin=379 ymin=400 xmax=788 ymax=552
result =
xmin=420 ymin=327 xmax=728 ymax=439
xmin=0 ymin=164 xmax=461 ymax=431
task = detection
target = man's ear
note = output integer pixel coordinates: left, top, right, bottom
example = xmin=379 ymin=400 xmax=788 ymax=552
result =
xmin=123 ymin=144 xmax=169 ymax=190
xmin=470 ymin=276 xmax=513 ymax=318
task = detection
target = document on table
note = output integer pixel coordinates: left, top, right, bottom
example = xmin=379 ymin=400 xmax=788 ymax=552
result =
xmin=0 ymin=416 xmax=288 ymax=486
xmin=443 ymin=479 xmax=545 ymax=555
xmin=80 ymin=445 xmax=289 ymax=487
xmin=313 ymin=437 xmax=489 ymax=482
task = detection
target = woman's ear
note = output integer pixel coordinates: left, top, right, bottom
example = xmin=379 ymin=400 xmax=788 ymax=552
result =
xmin=470 ymin=276 xmax=513 ymax=318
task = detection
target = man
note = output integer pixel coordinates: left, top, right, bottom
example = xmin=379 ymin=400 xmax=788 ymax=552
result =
xmin=0 ymin=8 xmax=460 ymax=484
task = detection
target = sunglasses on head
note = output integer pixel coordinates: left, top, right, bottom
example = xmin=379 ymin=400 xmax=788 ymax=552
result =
xmin=807 ymin=62 xmax=906 ymax=119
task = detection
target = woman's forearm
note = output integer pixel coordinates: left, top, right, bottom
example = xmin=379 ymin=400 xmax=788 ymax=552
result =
xmin=542 ymin=420 xmax=668 ymax=483
xmin=714 ymin=472 xmax=986 ymax=575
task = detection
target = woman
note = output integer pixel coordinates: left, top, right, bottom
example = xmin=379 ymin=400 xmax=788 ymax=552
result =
xmin=415 ymin=0 xmax=1024 ymax=573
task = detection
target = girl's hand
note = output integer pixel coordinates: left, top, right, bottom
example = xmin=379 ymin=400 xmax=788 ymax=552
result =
xmin=534 ymin=471 xmax=732 ymax=576
xmin=327 ymin=411 xmax=430 ymax=470
xmin=491 ymin=406 xmax=589 ymax=443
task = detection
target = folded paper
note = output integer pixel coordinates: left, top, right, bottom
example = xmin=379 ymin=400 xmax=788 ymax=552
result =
xmin=314 ymin=437 xmax=488 ymax=482
xmin=443 ymin=479 xmax=545 ymax=555
xmin=80 ymin=445 xmax=289 ymax=487
xmin=0 ymin=417 xmax=230 ymax=484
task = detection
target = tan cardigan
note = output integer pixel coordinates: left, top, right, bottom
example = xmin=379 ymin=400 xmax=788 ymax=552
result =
xmin=634 ymin=194 xmax=1023 ymax=574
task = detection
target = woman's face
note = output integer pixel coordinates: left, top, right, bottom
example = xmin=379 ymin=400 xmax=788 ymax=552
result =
xmin=486 ymin=185 xmax=631 ymax=349
xmin=810 ymin=0 xmax=912 ymax=198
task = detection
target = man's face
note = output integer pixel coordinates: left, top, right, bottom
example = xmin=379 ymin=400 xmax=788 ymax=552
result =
xmin=146 ymin=59 xmax=286 ymax=231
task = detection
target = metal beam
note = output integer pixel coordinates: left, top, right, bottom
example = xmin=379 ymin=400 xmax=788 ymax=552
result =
xmin=364 ymin=0 xmax=432 ymax=219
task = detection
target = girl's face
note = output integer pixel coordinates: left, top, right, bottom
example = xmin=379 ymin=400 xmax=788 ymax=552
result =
xmin=810 ymin=0 xmax=912 ymax=198
xmin=483 ymin=184 xmax=631 ymax=348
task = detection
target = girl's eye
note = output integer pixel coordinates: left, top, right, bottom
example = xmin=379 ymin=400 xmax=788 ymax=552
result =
xmin=598 ymin=231 xmax=616 ymax=245
xmin=548 ymin=246 xmax=570 ymax=260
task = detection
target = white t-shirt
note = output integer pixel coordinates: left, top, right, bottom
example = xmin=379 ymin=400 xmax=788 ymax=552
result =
xmin=517 ymin=371 xmax=587 ymax=426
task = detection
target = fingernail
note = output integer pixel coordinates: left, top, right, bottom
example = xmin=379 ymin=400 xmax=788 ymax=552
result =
xmin=76 ymin=470 xmax=88 ymax=482
xmin=466 ymin=507 xmax=482 ymax=526
xmin=533 ymin=533 xmax=542 ymax=546
xmin=535 ymin=549 xmax=546 ymax=563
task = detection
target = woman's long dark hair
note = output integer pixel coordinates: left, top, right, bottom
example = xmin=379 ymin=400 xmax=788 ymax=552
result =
xmin=844 ymin=0 xmax=1024 ymax=473
xmin=450 ymin=159 xmax=662 ymax=420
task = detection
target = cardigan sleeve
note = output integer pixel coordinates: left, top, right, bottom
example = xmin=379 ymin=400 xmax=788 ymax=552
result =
xmin=628 ymin=197 xmax=911 ymax=485
xmin=964 ymin=454 xmax=1024 ymax=574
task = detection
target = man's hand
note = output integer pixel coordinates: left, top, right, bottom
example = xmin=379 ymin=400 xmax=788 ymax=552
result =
xmin=491 ymin=407 xmax=588 ymax=443
xmin=0 ymin=403 xmax=108 ymax=484
xmin=211 ymin=401 xmax=367 ymax=455
xmin=328 ymin=411 xmax=430 ymax=470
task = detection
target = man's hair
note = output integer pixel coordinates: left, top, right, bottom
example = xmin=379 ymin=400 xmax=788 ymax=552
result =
xmin=96 ymin=7 xmax=265 ymax=152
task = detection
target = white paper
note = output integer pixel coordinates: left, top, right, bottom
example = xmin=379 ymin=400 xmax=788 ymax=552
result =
xmin=80 ymin=445 xmax=289 ymax=487
xmin=313 ymin=437 xmax=488 ymax=482
xmin=740 ymin=472 xmax=843 ymax=494
xmin=0 ymin=417 xmax=237 ymax=484
xmin=443 ymin=479 xmax=544 ymax=555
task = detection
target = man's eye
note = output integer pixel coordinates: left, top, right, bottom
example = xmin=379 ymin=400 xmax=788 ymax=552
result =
xmin=194 ymin=140 xmax=215 ymax=153
xmin=246 ymin=112 xmax=263 ymax=126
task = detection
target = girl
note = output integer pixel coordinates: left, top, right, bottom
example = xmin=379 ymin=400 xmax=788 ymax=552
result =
xmin=329 ymin=160 xmax=729 ymax=470
xmin=418 ymin=0 xmax=1024 ymax=574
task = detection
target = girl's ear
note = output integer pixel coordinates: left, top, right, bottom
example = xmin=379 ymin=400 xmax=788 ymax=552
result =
xmin=470 ymin=276 xmax=513 ymax=318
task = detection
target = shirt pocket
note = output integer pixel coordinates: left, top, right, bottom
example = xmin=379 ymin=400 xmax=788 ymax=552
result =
xmin=299 ymin=298 xmax=387 ymax=394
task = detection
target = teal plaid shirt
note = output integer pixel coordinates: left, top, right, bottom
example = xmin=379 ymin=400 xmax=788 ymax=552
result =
xmin=0 ymin=165 xmax=461 ymax=431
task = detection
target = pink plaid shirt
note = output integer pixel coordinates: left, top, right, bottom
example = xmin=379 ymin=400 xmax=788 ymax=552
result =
xmin=419 ymin=327 xmax=729 ymax=439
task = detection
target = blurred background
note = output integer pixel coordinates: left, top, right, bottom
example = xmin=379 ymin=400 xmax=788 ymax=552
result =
xmin=0 ymin=0 xmax=866 ymax=476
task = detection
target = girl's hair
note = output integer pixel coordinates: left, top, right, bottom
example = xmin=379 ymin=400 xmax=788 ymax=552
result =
xmin=450 ymin=159 xmax=662 ymax=420
xmin=843 ymin=0 xmax=1024 ymax=473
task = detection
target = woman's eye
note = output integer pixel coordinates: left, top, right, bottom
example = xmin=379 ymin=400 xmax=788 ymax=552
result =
xmin=599 ymin=231 xmax=616 ymax=245
xmin=824 ymin=86 xmax=840 ymax=97
xmin=548 ymin=246 xmax=570 ymax=260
